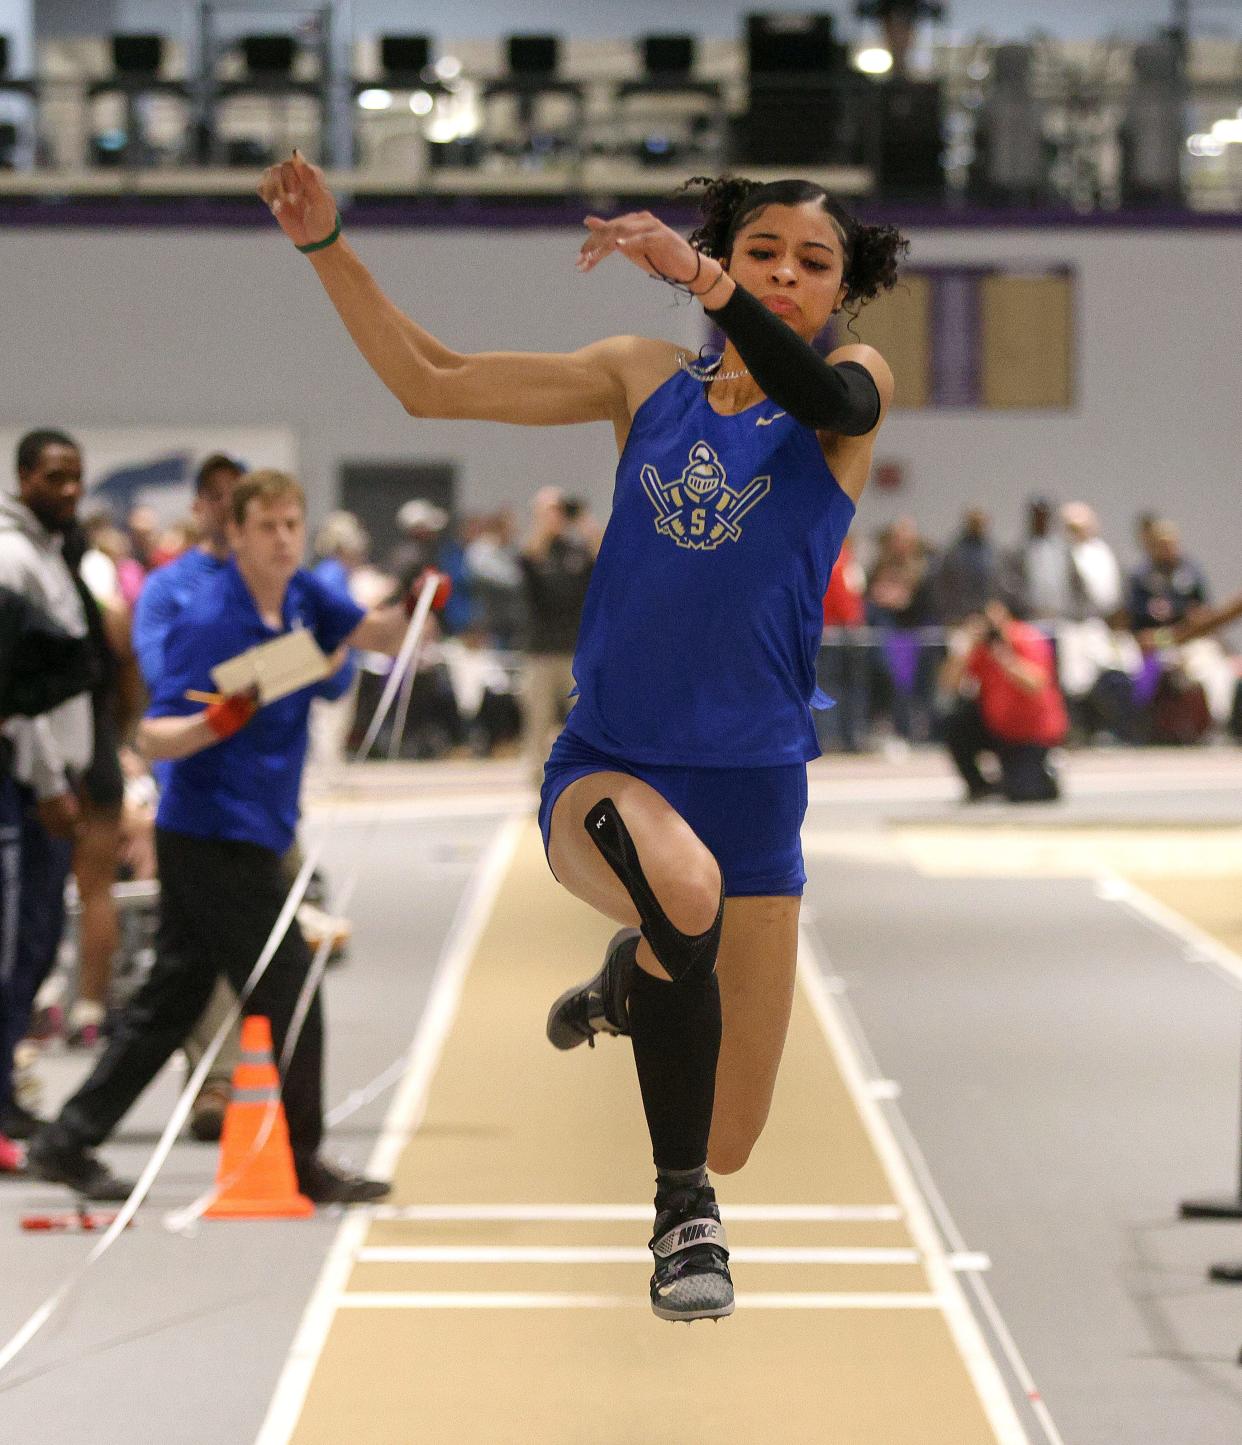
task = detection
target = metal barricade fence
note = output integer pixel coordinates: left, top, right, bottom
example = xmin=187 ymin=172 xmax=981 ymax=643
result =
xmin=816 ymin=625 xmax=951 ymax=753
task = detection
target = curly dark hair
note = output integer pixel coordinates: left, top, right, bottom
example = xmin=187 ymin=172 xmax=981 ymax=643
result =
xmin=681 ymin=175 xmax=908 ymax=312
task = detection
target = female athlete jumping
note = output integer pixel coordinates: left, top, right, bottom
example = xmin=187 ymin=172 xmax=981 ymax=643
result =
xmin=259 ymin=154 xmax=906 ymax=1321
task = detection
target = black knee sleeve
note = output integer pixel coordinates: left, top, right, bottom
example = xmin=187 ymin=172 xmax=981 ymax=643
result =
xmin=585 ymin=798 xmax=723 ymax=983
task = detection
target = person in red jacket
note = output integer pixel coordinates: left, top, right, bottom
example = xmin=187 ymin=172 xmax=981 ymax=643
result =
xmin=939 ymin=596 xmax=1067 ymax=802
xmin=822 ymin=536 xmax=864 ymax=628
xmin=817 ymin=537 xmax=867 ymax=751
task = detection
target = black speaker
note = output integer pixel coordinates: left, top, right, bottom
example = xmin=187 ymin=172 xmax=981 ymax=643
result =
xmin=0 ymin=36 xmax=9 ymax=76
xmin=641 ymin=34 xmax=695 ymax=78
xmin=877 ymin=79 xmax=944 ymax=198
xmin=1122 ymin=40 xmax=1184 ymax=204
xmin=241 ymin=34 xmax=297 ymax=77
xmin=111 ymin=34 xmax=163 ymax=76
xmin=1134 ymin=38 xmax=1179 ymax=83
xmin=746 ymin=12 xmax=845 ymax=76
xmin=994 ymin=43 xmax=1032 ymax=85
xmin=738 ymin=93 xmax=857 ymax=165
xmin=507 ymin=34 xmax=559 ymax=77
xmin=855 ymin=1 xmax=946 ymax=20
xmin=380 ymin=34 xmax=431 ymax=77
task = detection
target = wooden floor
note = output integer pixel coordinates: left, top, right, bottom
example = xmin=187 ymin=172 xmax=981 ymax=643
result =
xmin=284 ymin=821 xmax=1020 ymax=1445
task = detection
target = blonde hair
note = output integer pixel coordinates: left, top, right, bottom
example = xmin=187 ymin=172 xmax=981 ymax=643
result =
xmin=230 ymin=469 xmax=306 ymax=526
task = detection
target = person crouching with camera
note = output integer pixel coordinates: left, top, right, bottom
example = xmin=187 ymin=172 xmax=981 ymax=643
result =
xmin=938 ymin=596 xmax=1067 ymax=804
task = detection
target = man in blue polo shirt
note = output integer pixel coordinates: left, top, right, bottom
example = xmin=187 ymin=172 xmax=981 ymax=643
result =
xmin=132 ymin=453 xmax=241 ymax=686
xmin=134 ymin=452 xmax=356 ymax=1144
xmin=31 ymin=470 xmax=416 ymax=1204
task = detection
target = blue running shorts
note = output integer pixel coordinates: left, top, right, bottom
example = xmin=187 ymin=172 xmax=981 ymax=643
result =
xmin=537 ymin=728 xmax=808 ymax=898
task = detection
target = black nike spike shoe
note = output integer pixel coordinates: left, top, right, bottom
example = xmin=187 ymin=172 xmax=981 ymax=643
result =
xmin=649 ymin=1182 xmax=734 ymax=1322
xmin=545 ymin=927 xmax=639 ymax=1051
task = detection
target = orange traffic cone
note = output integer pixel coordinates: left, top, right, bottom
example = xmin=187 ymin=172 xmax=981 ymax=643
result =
xmin=204 ymin=1015 xmax=314 ymax=1219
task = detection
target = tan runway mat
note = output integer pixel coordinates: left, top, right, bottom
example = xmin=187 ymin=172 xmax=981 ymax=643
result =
xmin=284 ymin=822 xmax=1017 ymax=1445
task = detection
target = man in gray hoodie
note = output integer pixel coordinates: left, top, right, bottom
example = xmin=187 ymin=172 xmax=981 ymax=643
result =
xmin=0 ymin=429 xmax=93 ymax=1139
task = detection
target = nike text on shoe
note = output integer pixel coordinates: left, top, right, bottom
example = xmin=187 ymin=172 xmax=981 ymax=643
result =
xmin=546 ymin=928 xmax=639 ymax=1051
xmin=649 ymin=1185 xmax=734 ymax=1322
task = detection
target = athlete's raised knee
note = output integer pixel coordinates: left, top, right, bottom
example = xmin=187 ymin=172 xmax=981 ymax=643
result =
xmin=661 ymin=863 xmax=723 ymax=939
xmin=707 ymin=1138 xmax=754 ymax=1176
xmin=585 ymin=798 xmax=724 ymax=983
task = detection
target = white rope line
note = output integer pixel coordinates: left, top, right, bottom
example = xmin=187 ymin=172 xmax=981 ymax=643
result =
xmin=165 ymin=578 xmax=444 ymax=1233
xmin=387 ymin=652 xmax=420 ymax=763
xmin=161 ymin=872 xmax=358 ymax=1237
xmin=322 ymin=1051 xmax=414 ymax=1129
xmin=0 ymin=577 xmax=441 ymax=1380
xmin=0 ymin=848 xmax=320 ymax=1380
xmin=358 ymin=578 xmax=438 ymax=762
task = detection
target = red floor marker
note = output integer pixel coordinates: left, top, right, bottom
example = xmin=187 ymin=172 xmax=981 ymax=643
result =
xmin=19 ymin=1211 xmax=131 ymax=1233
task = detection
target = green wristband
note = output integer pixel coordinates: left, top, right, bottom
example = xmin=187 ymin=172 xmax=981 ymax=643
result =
xmin=296 ymin=213 xmax=342 ymax=254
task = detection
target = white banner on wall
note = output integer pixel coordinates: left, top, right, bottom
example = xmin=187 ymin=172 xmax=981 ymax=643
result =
xmin=0 ymin=425 xmax=297 ymax=524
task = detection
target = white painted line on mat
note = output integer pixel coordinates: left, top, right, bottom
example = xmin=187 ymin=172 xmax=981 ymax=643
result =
xmin=337 ymin=1290 xmax=945 ymax=1311
xmin=371 ymin=1202 xmax=903 ymax=1223
xmin=357 ymin=1245 xmax=921 ymax=1265
xmin=798 ymin=933 xmax=1035 ymax=1445
xmin=949 ymin=1252 xmax=993 ymax=1273
xmin=1095 ymin=869 xmax=1242 ymax=991
xmin=254 ymin=813 xmax=526 ymax=1445
xmin=816 ymin=953 xmax=1067 ymax=1445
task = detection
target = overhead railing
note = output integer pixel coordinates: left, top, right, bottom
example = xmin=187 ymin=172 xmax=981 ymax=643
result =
xmin=0 ymin=26 xmax=1239 ymax=211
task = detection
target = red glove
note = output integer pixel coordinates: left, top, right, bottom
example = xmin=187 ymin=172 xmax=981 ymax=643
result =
xmin=204 ymin=690 xmax=259 ymax=739
xmin=405 ymin=568 xmax=452 ymax=617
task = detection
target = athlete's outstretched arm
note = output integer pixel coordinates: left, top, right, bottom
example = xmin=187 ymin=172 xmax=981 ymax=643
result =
xmin=577 ymin=210 xmax=894 ymax=435
xmin=258 ymin=153 xmax=636 ymax=427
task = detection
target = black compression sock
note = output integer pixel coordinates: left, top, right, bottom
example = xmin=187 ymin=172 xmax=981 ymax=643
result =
xmin=627 ymin=963 xmax=722 ymax=1174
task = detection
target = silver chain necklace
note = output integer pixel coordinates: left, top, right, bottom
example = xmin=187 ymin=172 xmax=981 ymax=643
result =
xmin=678 ymin=352 xmax=750 ymax=384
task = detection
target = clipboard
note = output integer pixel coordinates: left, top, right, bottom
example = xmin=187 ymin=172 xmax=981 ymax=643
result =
xmin=210 ymin=628 xmax=330 ymax=704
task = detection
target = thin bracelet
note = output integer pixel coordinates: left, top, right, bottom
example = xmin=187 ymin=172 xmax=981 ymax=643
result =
xmin=692 ymin=268 xmax=728 ymax=304
xmin=650 ymin=251 xmax=702 ymax=295
xmin=296 ymin=213 xmax=342 ymax=254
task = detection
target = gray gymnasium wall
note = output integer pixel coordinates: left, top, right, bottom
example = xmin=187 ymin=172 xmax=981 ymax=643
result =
xmin=0 ymin=221 xmax=1237 ymax=592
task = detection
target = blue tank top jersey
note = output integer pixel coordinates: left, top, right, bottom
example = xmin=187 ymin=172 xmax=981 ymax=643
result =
xmin=567 ymin=366 xmax=856 ymax=768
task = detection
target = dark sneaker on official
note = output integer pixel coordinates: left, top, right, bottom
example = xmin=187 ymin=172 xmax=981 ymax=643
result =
xmin=546 ymin=928 xmax=639 ymax=1051
xmin=296 ymin=1155 xmax=390 ymax=1206
xmin=26 ymin=1129 xmax=133 ymax=1202
xmin=649 ymin=1184 xmax=734 ymax=1323
xmin=0 ymin=1100 xmax=45 ymax=1141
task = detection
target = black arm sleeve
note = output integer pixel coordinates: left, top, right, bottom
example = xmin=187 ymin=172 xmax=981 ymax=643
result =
xmin=706 ymin=283 xmax=882 ymax=437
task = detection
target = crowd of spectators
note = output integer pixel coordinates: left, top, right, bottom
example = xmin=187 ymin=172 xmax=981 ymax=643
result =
xmin=29 ymin=475 xmax=1242 ymax=778
xmin=818 ymin=498 xmax=1238 ymax=758
xmin=9 ymin=460 xmax=1240 ymax=782
xmin=0 ymin=442 xmax=611 ymax=1175
xmin=1 ymin=441 xmax=1238 ymax=1174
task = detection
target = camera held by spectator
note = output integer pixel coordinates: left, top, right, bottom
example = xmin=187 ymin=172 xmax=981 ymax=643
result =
xmin=939 ymin=596 xmax=1068 ymax=804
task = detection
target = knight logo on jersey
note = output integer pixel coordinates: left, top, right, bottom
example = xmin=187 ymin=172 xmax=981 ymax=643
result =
xmin=639 ymin=441 xmax=771 ymax=552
